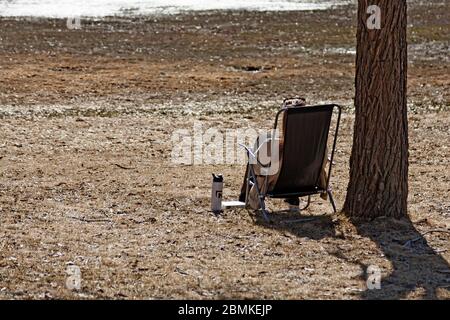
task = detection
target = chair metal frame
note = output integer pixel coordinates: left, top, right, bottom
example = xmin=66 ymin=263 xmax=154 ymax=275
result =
xmin=241 ymin=103 xmax=342 ymax=222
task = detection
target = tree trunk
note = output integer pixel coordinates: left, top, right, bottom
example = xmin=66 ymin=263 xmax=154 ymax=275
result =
xmin=344 ymin=0 xmax=409 ymax=219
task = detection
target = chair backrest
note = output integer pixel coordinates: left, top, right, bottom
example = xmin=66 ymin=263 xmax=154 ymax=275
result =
xmin=270 ymin=104 xmax=336 ymax=195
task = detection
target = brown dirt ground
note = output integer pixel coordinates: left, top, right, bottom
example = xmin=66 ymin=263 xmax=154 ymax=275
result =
xmin=0 ymin=2 xmax=449 ymax=299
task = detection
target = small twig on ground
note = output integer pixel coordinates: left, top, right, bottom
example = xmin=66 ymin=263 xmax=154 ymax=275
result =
xmin=130 ymin=217 xmax=157 ymax=224
xmin=175 ymin=267 xmax=189 ymax=276
xmin=437 ymin=270 xmax=450 ymax=274
xmin=54 ymin=182 xmax=67 ymax=187
xmin=281 ymin=217 xmax=317 ymax=224
xmin=68 ymin=216 xmax=111 ymax=223
xmin=403 ymin=229 xmax=450 ymax=247
xmin=113 ymin=163 xmax=135 ymax=170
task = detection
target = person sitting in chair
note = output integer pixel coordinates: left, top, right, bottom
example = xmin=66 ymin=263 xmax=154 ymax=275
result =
xmin=239 ymin=98 xmax=328 ymax=211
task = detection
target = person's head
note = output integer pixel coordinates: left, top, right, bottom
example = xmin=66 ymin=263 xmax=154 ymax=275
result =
xmin=274 ymin=98 xmax=307 ymax=161
xmin=281 ymin=97 xmax=307 ymax=135
xmin=284 ymin=97 xmax=306 ymax=108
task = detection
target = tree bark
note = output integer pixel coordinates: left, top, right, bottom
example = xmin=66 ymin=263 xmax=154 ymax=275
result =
xmin=344 ymin=0 xmax=409 ymax=219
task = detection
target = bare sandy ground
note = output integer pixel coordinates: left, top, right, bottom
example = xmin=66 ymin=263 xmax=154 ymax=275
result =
xmin=0 ymin=2 xmax=449 ymax=299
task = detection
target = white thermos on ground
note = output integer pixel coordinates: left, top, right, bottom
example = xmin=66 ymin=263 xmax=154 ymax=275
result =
xmin=211 ymin=174 xmax=223 ymax=213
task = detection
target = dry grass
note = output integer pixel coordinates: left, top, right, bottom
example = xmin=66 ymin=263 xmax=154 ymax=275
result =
xmin=0 ymin=2 xmax=449 ymax=299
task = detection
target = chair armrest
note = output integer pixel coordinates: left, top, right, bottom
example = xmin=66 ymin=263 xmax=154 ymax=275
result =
xmin=238 ymin=143 xmax=272 ymax=168
xmin=238 ymin=143 xmax=257 ymax=160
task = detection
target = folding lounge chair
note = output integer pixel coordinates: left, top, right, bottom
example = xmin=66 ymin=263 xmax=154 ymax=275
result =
xmin=241 ymin=103 xmax=342 ymax=222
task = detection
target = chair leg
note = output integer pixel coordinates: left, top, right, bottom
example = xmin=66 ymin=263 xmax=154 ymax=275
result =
xmin=252 ymin=171 xmax=270 ymax=222
xmin=244 ymin=167 xmax=251 ymax=208
xmin=246 ymin=165 xmax=270 ymax=222
xmin=327 ymin=190 xmax=337 ymax=213
xmin=259 ymin=196 xmax=270 ymax=222
xmin=300 ymin=196 xmax=311 ymax=211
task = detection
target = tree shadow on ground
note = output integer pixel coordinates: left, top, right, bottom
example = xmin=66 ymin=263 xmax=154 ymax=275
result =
xmin=351 ymin=217 xmax=450 ymax=299
xmin=253 ymin=206 xmax=450 ymax=299
xmin=254 ymin=209 xmax=339 ymax=241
